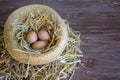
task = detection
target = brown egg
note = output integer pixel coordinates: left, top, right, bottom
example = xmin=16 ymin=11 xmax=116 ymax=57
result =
xmin=38 ymin=30 xmax=50 ymax=41
xmin=26 ymin=31 xmax=37 ymax=44
xmin=32 ymin=41 xmax=47 ymax=50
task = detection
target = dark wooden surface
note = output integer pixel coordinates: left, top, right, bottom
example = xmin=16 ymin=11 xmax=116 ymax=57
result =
xmin=0 ymin=0 xmax=120 ymax=80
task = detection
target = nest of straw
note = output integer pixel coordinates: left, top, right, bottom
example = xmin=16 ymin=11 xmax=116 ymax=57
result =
xmin=0 ymin=9 xmax=83 ymax=80
xmin=12 ymin=11 xmax=61 ymax=54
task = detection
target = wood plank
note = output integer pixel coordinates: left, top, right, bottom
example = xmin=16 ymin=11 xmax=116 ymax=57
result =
xmin=0 ymin=0 xmax=120 ymax=80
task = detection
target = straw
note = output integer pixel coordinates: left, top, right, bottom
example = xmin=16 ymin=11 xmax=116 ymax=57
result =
xmin=0 ymin=11 xmax=83 ymax=80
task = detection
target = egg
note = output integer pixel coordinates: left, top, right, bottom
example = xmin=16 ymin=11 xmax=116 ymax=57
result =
xmin=38 ymin=30 xmax=50 ymax=41
xmin=26 ymin=31 xmax=37 ymax=44
xmin=32 ymin=41 xmax=47 ymax=50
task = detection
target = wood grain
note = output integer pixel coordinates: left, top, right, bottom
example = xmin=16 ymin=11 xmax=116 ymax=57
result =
xmin=0 ymin=0 xmax=120 ymax=80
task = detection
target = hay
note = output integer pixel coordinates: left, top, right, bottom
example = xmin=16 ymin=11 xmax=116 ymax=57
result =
xmin=0 ymin=11 xmax=83 ymax=80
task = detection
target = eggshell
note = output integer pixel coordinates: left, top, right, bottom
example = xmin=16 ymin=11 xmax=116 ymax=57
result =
xmin=38 ymin=30 xmax=50 ymax=41
xmin=26 ymin=31 xmax=37 ymax=44
xmin=32 ymin=41 xmax=47 ymax=50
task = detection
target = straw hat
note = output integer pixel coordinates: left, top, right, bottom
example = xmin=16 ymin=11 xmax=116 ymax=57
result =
xmin=4 ymin=4 xmax=68 ymax=65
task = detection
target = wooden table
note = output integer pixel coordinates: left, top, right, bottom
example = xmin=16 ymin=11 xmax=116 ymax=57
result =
xmin=0 ymin=0 xmax=120 ymax=80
